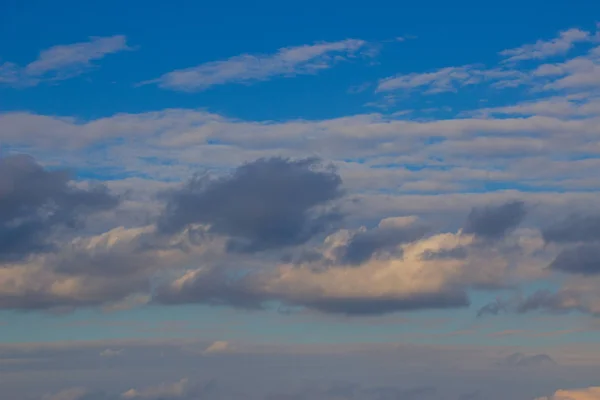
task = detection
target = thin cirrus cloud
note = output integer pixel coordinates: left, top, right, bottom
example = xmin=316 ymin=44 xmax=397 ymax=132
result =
xmin=141 ymin=39 xmax=369 ymax=92
xmin=0 ymin=35 xmax=131 ymax=87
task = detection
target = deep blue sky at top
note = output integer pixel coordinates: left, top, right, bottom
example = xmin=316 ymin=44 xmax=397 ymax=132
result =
xmin=2 ymin=0 xmax=599 ymax=121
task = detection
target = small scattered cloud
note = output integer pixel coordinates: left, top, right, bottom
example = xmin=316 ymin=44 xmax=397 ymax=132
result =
xmin=497 ymin=352 xmax=556 ymax=367
xmin=99 ymin=348 xmax=123 ymax=358
xmin=0 ymin=35 xmax=131 ymax=87
xmin=203 ymin=341 xmax=231 ymax=354
xmin=500 ymin=28 xmax=595 ymax=63
xmin=536 ymin=386 xmax=600 ymax=400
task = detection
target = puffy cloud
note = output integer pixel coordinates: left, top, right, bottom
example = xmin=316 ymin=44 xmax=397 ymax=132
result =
xmin=462 ymin=201 xmax=527 ymax=239
xmin=155 ymin=215 xmax=541 ymax=315
xmin=0 ymin=154 xmax=119 ymax=261
xmin=334 ymin=216 xmax=429 ymax=265
xmin=549 ymin=244 xmax=600 ymax=275
xmin=542 ymin=214 xmax=600 ymax=244
xmin=158 ymin=157 xmax=343 ymax=252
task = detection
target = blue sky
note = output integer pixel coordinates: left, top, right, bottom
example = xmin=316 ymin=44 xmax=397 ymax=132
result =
xmin=2 ymin=2 xmax=600 ymax=399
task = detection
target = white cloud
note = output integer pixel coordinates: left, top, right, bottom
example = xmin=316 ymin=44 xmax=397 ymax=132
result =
xmin=500 ymin=28 xmax=594 ymax=63
xmin=143 ymin=39 xmax=368 ymax=91
xmin=0 ymin=35 xmax=131 ymax=87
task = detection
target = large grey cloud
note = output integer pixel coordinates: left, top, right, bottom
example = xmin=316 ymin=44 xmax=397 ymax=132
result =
xmin=0 ymin=155 xmax=119 ymax=261
xmin=158 ymin=157 xmax=343 ymax=252
xmin=462 ymin=201 xmax=526 ymax=239
xmin=548 ymin=244 xmax=600 ymax=275
xmin=542 ymin=214 xmax=600 ymax=243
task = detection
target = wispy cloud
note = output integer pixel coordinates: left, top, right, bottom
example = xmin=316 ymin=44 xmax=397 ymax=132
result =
xmin=500 ymin=28 xmax=597 ymax=63
xmin=375 ymin=65 xmax=523 ymax=94
xmin=0 ymin=35 xmax=131 ymax=87
xmin=142 ymin=39 xmax=369 ymax=92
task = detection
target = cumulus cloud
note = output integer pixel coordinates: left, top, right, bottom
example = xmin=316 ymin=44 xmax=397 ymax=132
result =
xmin=542 ymin=214 xmax=600 ymax=244
xmin=462 ymin=201 xmax=527 ymax=239
xmin=0 ymin=35 xmax=130 ymax=87
xmin=0 ymin=154 xmax=119 ymax=261
xmin=158 ymin=157 xmax=343 ymax=252
xmin=143 ymin=39 xmax=368 ymax=91
xmin=155 ymin=214 xmax=540 ymax=315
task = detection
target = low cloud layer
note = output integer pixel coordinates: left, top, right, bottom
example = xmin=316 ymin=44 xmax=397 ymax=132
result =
xmin=0 ymin=153 xmax=597 ymax=319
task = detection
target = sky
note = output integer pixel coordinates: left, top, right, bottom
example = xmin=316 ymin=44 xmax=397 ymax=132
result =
xmin=1 ymin=1 xmax=600 ymax=399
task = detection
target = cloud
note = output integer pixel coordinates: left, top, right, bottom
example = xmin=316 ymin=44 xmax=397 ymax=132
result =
xmin=122 ymin=378 xmax=188 ymax=399
xmin=497 ymin=352 xmax=556 ymax=367
xmin=477 ymin=288 xmax=600 ymax=317
xmin=334 ymin=216 xmax=429 ymax=265
xmin=0 ymin=154 xmax=119 ymax=261
xmin=535 ymin=47 xmax=600 ymax=91
xmin=155 ymin=220 xmax=535 ymax=315
xmin=0 ymin=35 xmax=130 ymax=87
xmin=462 ymin=201 xmax=527 ymax=239
xmin=536 ymin=386 xmax=600 ymax=400
xmin=143 ymin=39 xmax=368 ymax=91
xmin=500 ymin=28 xmax=594 ymax=63
xmin=43 ymin=387 xmax=90 ymax=400
xmin=99 ymin=349 xmax=123 ymax=358
xmin=375 ymin=65 xmax=525 ymax=93
xmin=549 ymin=245 xmax=600 ymax=275
xmin=157 ymin=157 xmax=344 ymax=252
xmin=203 ymin=341 xmax=231 ymax=354
xmin=542 ymin=214 xmax=600 ymax=243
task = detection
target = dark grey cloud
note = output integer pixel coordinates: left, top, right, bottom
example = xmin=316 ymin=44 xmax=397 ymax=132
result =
xmin=336 ymin=223 xmax=429 ymax=265
xmin=542 ymin=214 xmax=600 ymax=243
xmin=497 ymin=352 xmax=556 ymax=368
xmin=462 ymin=201 xmax=526 ymax=239
xmin=158 ymin=157 xmax=343 ymax=253
xmin=153 ymin=268 xmax=268 ymax=310
xmin=477 ymin=289 xmax=592 ymax=317
xmin=0 ymin=154 xmax=118 ymax=261
xmin=154 ymin=268 xmax=470 ymax=315
xmin=548 ymin=244 xmax=600 ymax=275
